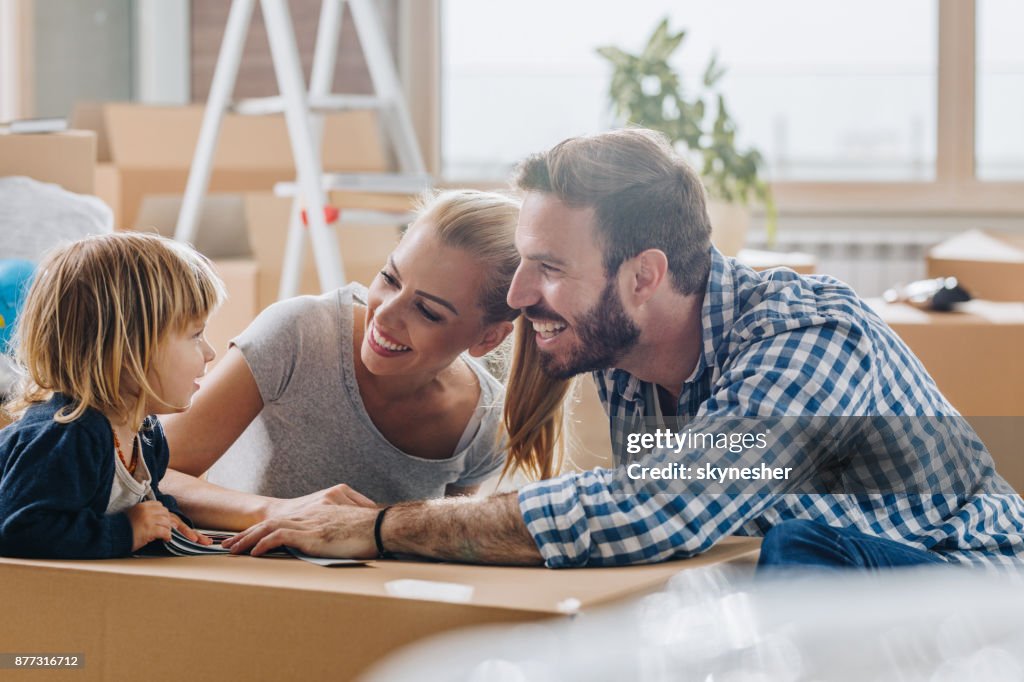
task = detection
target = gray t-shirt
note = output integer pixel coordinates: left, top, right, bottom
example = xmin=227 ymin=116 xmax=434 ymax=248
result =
xmin=207 ymin=283 xmax=507 ymax=504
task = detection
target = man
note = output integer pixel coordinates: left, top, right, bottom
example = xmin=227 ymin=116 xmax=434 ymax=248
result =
xmin=225 ymin=129 xmax=1024 ymax=568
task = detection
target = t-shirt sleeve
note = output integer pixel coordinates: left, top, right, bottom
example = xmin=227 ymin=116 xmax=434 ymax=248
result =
xmin=231 ymin=296 xmax=330 ymax=405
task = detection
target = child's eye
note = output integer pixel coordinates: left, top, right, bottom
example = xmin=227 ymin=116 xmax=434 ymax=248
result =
xmin=380 ymin=270 xmax=398 ymax=287
xmin=417 ymin=303 xmax=442 ymax=323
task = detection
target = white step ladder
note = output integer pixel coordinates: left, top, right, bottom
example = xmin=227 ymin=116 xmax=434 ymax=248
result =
xmin=174 ymin=0 xmax=429 ymax=298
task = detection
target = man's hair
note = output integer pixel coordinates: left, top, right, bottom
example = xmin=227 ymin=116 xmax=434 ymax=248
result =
xmin=513 ymin=127 xmax=712 ymax=295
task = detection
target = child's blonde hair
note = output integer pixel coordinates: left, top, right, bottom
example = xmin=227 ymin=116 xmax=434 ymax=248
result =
xmin=4 ymin=232 xmax=225 ymax=429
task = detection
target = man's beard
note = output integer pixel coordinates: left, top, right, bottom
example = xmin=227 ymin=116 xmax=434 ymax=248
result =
xmin=535 ymin=278 xmax=641 ymax=380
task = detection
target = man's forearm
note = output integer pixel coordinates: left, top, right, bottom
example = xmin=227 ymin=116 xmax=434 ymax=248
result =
xmin=161 ymin=469 xmax=270 ymax=531
xmin=384 ymin=492 xmax=544 ymax=565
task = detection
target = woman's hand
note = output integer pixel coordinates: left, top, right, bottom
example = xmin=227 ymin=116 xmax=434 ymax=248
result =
xmin=263 ymin=483 xmax=377 ymax=522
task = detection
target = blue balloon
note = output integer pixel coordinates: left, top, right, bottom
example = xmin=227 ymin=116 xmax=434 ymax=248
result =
xmin=0 ymin=259 xmax=36 ymax=351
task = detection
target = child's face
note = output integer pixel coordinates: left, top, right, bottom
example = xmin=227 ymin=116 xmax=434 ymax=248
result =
xmin=145 ymin=319 xmax=216 ymax=414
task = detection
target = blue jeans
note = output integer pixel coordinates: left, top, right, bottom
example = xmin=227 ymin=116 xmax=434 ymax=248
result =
xmin=757 ymin=519 xmax=948 ymax=570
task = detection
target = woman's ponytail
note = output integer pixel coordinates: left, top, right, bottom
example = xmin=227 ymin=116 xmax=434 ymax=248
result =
xmin=501 ymin=317 xmax=573 ymax=481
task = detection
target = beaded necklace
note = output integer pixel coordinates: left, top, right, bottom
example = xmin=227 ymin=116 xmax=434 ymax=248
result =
xmin=112 ymin=428 xmax=138 ymax=475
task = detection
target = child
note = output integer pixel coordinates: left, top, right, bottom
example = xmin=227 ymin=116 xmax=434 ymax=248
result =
xmin=0 ymin=232 xmax=225 ymax=558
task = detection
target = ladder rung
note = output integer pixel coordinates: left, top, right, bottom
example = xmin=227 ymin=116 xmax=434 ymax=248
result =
xmin=232 ymin=94 xmax=386 ymax=116
xmin=274 ymin=173 xmax=431 ymax=196
xmin=334 ymin=209 xmax=417 ymax=225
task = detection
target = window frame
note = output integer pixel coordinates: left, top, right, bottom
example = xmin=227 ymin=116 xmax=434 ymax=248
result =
xmin=405 ymin=0 xmax=1024 ymax=215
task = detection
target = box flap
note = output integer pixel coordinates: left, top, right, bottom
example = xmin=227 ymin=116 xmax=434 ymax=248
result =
xmin=92 ymin=103 xmax=388 ymax=172
xmin=929 ymin=229 xmax=1024 ymax=263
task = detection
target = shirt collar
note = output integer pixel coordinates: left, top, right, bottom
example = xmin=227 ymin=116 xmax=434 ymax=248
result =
xmin=603 ymin=245 xmax=736 ymax=404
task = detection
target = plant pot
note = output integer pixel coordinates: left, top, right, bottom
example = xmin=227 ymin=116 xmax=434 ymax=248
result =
xmin=706 ymin=200 xmax=751 ymax=257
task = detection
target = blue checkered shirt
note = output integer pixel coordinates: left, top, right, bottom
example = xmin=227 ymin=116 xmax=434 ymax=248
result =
xmin=518 ymin=247 xmax=1024 ymax=568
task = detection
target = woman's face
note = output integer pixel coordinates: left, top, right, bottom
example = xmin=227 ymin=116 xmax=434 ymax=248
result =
xmin=361 ymin=221 xmax=507 ymax=377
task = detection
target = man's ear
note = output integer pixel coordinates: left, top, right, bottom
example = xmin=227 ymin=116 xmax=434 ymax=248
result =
xmin=468 ymin=320 xmax=515 ymax=358
xmin=624 ymin=249 xmax=669 ymax=305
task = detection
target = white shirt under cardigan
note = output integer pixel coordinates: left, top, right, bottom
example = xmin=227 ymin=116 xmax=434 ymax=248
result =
xmin=106 ymin=435 xmax=154 ymax=514
xmin=208 ymin=284 xmax=507 ymax=505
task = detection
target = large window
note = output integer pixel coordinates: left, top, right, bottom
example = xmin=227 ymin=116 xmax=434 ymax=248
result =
xmin=432 ymin=0 xmax=1024 ymax=213
xmin=976 ymin=0 xmax=1024 ymax=180
xmin=443 ymin=0 xmax=937 ymax=182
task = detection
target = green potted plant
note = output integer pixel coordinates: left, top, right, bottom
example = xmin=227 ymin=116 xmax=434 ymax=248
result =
xmin=596 ymin=18 xmax=777 ymax=253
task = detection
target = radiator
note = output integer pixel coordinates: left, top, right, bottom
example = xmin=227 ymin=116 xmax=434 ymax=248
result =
xmin=747 ymin=230 xmax=950 ymax=298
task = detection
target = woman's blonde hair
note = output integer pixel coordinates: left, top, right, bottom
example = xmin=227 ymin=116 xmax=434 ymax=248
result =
xmin=4 ymin=231 xmax=225 ymax=429
xmin=414 ymin=189 xmax=572 ymax=480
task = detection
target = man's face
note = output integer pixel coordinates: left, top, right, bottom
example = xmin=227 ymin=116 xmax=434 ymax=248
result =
xmin=507 ymin=192 xmax=640 ymax=379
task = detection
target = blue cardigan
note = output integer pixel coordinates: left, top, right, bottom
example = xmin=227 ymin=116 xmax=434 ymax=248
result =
xmin=0 ymin=394 xmax=186 ymax=559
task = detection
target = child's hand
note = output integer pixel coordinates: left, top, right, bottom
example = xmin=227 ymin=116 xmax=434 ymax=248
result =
xmin=126 ymin=500 xmax=174 ymax=551
xmin=170 ymin=514 xmax=213 ymax=546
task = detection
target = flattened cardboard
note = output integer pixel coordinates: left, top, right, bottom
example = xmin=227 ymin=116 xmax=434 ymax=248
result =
xmin=0 ymin=538 xmax=760 ymax=681
xmin=0 ymin=130 xmax=96 ymax=195
xmin=926 ymin=230 xmax=1024 ymax=302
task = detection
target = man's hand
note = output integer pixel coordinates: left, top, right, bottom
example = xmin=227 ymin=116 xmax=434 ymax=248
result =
xmin=126 ymin=500 xmax=174 ymax=551
xmin=170 ymin=513 xmax=212 ymax=545
xmin=223 ymin=493 xmax=544 ymax=565
xmin=264 ymin=483 xmax=376 ymax=522
xmin=222 ymin=505 xmax=378 ymax=559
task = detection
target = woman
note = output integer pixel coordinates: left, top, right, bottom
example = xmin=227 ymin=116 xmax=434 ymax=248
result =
xmin=161 ymin=190 xmax=569 ymax=529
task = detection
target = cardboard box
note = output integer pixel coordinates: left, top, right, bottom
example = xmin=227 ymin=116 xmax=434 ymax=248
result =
xmin=0 ymin=538 xmax=759 ymax=681
xmin=868 ymin=299 xmax=1024 ymax=492
xmin=567 ymin=381 xmax=614 ymax=472
xmin=737 ymin=248 xmax=817 ymax=275
xmin=868 ymin=299 xmax=1024 ymax=417
xmin=72 ymin=102 xmax=389 ymax=228
xmin=0 ymin=130 xmax=96 ymax=194
xmin=205 ymin=259 xmax=260 ymax=365
xmin=926 ymin=230 xmax=1024 ymax=301
xmin=965 ymin=417 xmax=1024 ymax=496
